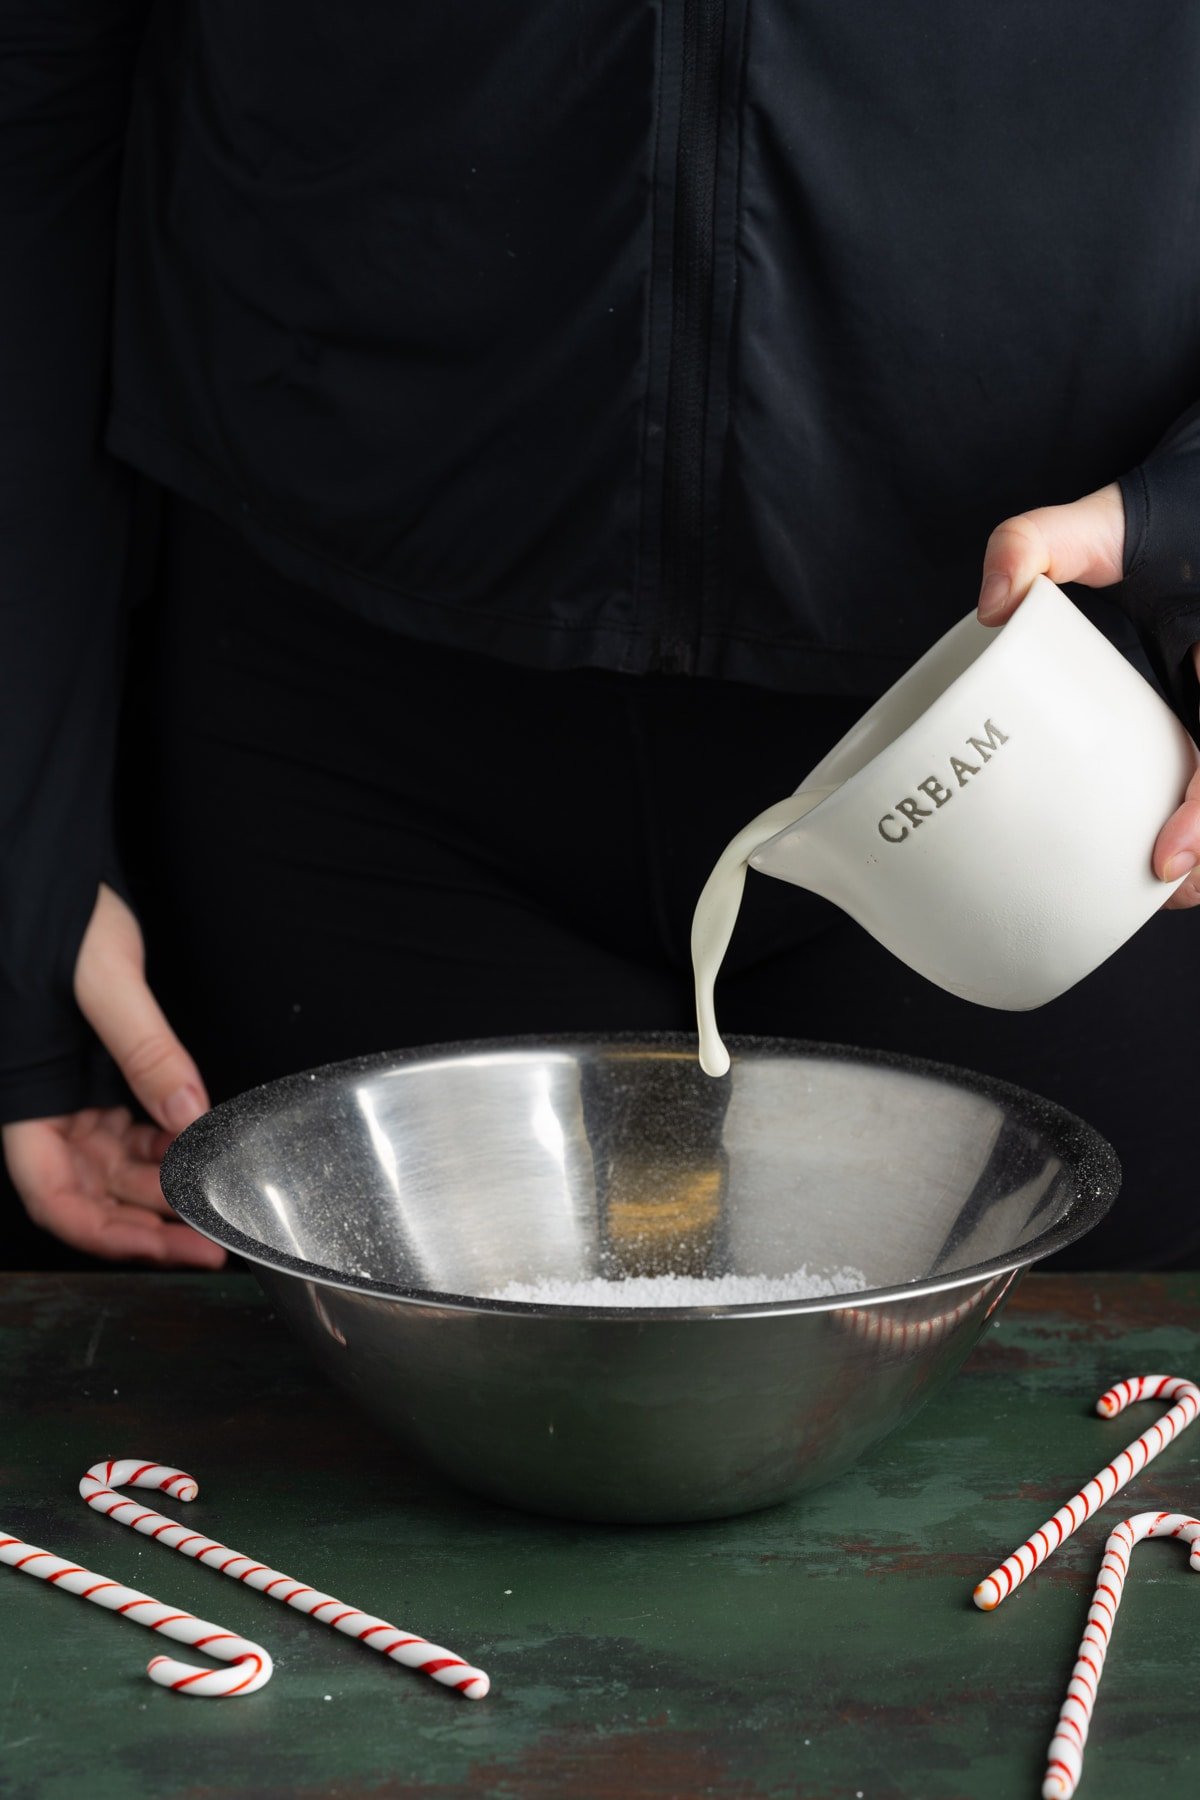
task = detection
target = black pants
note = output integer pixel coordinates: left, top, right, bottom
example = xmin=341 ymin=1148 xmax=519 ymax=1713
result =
xmin=111 ymin=495 xmax=1195 ymax=1270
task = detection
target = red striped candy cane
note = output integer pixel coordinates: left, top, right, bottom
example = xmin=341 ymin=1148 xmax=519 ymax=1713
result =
xmin=1042 ymin=1511 xmax=1200 ymax=1800
xmin=81 ymin=1459 xmax=490 ymax=1698
xmin=0 ymin=1530 xmax=271 ymax=1696
xmin=974 ymin=1374 xmax=1200 ymax=1610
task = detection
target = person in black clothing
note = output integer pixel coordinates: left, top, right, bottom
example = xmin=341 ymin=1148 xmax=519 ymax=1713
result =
xmin=2 ymin=3 xmax=1199 ymax=1271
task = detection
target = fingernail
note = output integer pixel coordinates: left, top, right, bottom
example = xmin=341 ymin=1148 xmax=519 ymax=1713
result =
xmin=162 ymin=1084 xmax=206 ymax=1133
xmin=1163 ymin=852 xmax=1198 ymax=883
xmin=977 ymin=572 xmax=1010 ymax=623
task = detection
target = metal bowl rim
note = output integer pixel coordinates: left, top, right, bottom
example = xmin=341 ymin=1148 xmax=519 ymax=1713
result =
xmin=160 ymin=1032 xmax=1121 ymax=1320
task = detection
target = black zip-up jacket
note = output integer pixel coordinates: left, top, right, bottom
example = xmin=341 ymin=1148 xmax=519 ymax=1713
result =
xmin=3 ymin=1 xmax=1200 ymax=1123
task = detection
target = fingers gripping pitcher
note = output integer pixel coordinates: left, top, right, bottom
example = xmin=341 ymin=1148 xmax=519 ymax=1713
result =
xmin=691 ymin=577 xmax=1199 ymax=1076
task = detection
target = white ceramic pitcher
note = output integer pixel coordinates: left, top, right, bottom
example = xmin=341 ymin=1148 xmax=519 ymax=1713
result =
xmin=692 ymin=576 xmax=1198 ymax=1076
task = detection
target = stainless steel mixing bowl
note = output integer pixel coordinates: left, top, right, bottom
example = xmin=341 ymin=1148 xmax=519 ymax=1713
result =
xmin=161 ymin=1036 xmax=1118 ymax=1522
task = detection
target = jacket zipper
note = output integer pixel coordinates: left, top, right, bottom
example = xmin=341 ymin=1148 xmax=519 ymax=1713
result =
xmin=658 ymin=0 xmax=727 ymax=675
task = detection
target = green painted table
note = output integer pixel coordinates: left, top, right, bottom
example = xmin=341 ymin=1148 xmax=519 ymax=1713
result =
xmin=1 ymin=1272 xmax=1197 ymax=1800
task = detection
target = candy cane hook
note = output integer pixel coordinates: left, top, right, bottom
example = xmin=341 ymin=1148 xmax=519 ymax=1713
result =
xmin=81 ymin=1459 xmax=489 ymax=1698
xmin=974 ymin=1375 xmax=1200 ymax=1610
xmin=1042 ymin=1511 xmax=1200 ymax=1799
xmin=0 ymin=1530 xmax=271 ymax=1697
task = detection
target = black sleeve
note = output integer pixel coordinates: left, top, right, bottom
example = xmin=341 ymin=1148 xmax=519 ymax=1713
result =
xmin=1114 ymin=400 xmax=1200 ymax=733
xmin=0 ymin=1 xmax=152 ymax=1125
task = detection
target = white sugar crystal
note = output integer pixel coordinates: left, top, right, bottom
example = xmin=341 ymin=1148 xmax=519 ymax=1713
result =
xmin=485 ymin=1265 xmax=867 ymax=1308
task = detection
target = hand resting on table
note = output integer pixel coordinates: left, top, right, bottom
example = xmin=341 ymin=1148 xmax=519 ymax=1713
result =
xmin=1 ymin=883 xmax=225 ymax=1266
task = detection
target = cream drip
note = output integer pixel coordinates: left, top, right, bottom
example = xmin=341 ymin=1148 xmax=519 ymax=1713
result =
xmin=690 ymin=790 xmax=834 ymax=1077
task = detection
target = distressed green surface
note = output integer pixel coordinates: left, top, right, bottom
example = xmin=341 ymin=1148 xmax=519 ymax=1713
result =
xmin=0 ymin=1272 xmax=1197 ymax=1799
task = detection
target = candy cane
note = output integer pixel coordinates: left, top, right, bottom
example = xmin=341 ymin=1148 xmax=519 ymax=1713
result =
xmin=81 ymin=1459 xmax=490 ymax=1698
xmin=0 ymin=1530 xmax=271 ymax=1696
xmin=1042 ymin=1511 xmax=1200 ymax=1799
xmin=974 ymin=1375 xmax=1200 ymax=1610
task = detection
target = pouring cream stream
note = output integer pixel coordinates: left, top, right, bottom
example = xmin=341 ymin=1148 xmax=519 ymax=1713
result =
xmin=691 ymin=790 xmax=836 ymax=1076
